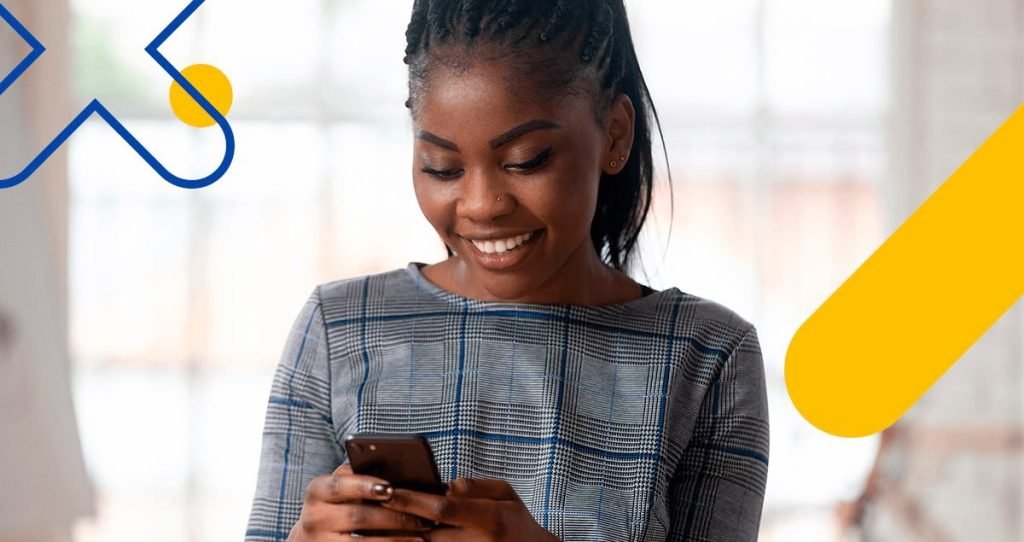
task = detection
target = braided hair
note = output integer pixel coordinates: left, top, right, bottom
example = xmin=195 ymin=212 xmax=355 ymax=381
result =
xmin=404 ymin=0 xmax=674 ymax=276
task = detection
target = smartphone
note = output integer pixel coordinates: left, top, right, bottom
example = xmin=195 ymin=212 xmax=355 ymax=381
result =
xmin=344 ymin=433 xmax=446 ymax=537
xmin=344 ymin=432 xmax=447 ymax=495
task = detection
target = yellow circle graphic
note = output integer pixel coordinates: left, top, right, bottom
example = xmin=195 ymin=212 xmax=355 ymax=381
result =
xmin=169 ymin=64 xmax=233 ymax=128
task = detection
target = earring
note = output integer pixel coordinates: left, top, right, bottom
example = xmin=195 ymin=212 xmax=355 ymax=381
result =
xmin=497 ymin=195 xmax=503 ymax=201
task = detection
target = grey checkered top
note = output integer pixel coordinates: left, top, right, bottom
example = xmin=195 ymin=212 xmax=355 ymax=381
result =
xmin=246 ymin=262 xmax=769 ymax=541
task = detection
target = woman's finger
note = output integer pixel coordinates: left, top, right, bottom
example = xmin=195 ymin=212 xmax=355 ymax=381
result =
xmin=305 ymin=472 xmax=395 ymax=504
xmin=416 ymin=526 xmax=461 ymax=542
xmin=381 ymin=489 xmax=497 ymax=528
xmin=446 ymin=477 xmax=519 ymax=501
xmin=306 ymin=502 xmax=429 ymax=533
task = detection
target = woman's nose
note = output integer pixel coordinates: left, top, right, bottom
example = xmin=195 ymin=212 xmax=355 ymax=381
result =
xmin=457 ymin=167 xmax=512 ymax=220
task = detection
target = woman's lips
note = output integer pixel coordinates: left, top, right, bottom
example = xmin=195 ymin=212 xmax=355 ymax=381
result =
xmin=460 ymin=229 xmax=543 ymax=271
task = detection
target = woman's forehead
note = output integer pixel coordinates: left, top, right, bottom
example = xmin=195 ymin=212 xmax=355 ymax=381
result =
xmin=415 ymin=61 xmax=593 ymax=130
xmin=414 ymin=97 xmax=592 ymax=150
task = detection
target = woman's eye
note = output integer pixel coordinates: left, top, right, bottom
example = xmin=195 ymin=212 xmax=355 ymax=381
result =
xmin=419 ymin=148 xmax=552 ymax=179
xmin=421 ymin=167 xmax=463 ymax=180
xmin=506 ymin=148 xmax=553 ymax=172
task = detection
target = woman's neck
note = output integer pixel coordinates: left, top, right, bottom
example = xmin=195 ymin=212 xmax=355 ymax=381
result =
xmin=428 ymin=242 xmax=640 ymax=306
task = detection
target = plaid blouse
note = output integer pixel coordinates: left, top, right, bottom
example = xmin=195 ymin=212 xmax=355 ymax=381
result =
xmin=245 ymin=262 xmax=769 ymax=541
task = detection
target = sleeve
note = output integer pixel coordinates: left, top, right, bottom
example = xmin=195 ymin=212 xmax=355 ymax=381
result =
xmin=245 ymin=285 xmax=344 ymax=541
xmin=667 ymin=325 xmax=770 ymax=541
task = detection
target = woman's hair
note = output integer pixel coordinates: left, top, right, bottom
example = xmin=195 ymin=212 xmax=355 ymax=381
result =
xmin=403 ymin=0 xmax=674 ymax=277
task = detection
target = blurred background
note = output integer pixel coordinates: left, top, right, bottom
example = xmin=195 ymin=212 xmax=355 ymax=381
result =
xmin=0 ymin=0 xmax=1021 ymax=540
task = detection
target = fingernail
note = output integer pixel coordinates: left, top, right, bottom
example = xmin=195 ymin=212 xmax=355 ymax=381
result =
xmin=372 ymin=483 xmax=393 ymax=497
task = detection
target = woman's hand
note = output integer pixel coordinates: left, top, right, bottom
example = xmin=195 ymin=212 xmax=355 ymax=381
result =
xmin=288 ymin=462 xmax=431 ymax=541
xmin=380 ymin=477 xmax=559 ymax=542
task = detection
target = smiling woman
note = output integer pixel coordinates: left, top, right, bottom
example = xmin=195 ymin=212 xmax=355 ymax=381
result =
xmin=245 ymin=1 xmax=769 ymax=541
xmin=411 ymin=61 xmax=643 ymax=305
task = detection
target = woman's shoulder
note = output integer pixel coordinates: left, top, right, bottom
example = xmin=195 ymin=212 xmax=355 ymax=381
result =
xmin=629 ymin=282 xmax=754 ymax=334
xmin=646 ymin=287 xmax=758 ymax=364
xmin=671 ymin=289 xmax=754 ymax=334
xmin=310 ymin=263 xmax=434 ymax=321
xmin=315 ymin=264 xmax=417 ymax=301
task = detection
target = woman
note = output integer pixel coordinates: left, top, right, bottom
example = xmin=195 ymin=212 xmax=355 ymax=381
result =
xmin=245 ymin=1 xmax=769 ymax=540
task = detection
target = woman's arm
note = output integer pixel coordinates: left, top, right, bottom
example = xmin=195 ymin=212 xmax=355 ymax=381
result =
xmin=667 ymin=325 xmax=770 ymax=541
xmin=245 ymin=286 xmax=344 ymax=541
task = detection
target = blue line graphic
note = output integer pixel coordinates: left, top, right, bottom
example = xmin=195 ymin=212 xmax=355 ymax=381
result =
xmin=0 ymin=1 xmax=235 ymax=189
xmin=0 ymin=3 xmax=44 ymax=95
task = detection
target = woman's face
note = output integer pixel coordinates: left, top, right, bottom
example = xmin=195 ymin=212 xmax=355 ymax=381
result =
xmin=411 ymin=58 xmax=634 ymax=302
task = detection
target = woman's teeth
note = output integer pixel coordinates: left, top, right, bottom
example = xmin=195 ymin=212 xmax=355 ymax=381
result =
xmin=471 ymin=231 xmax=535 ymax=254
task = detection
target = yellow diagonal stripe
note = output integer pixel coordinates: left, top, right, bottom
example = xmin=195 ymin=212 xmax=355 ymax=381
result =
xmin=786 ymin=103 xmax=1024 ymax=438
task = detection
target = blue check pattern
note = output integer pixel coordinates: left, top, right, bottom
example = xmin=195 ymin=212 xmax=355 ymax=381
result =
xmin=245 ymin=262 xmax=769 ymax=541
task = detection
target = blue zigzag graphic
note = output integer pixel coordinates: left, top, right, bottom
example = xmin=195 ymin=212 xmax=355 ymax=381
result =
xmin=0 ymin=0 xmax=235 ymax=189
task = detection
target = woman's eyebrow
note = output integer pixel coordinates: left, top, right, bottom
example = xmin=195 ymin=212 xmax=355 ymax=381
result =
xmin=416 ymin=119 xmax=561 ymax=153
xmin=489 ymin=119 xmax=561 ymax=149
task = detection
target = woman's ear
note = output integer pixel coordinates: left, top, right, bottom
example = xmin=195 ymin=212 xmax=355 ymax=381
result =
xmin=602 ymin=93 xmax=636 ymax=175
